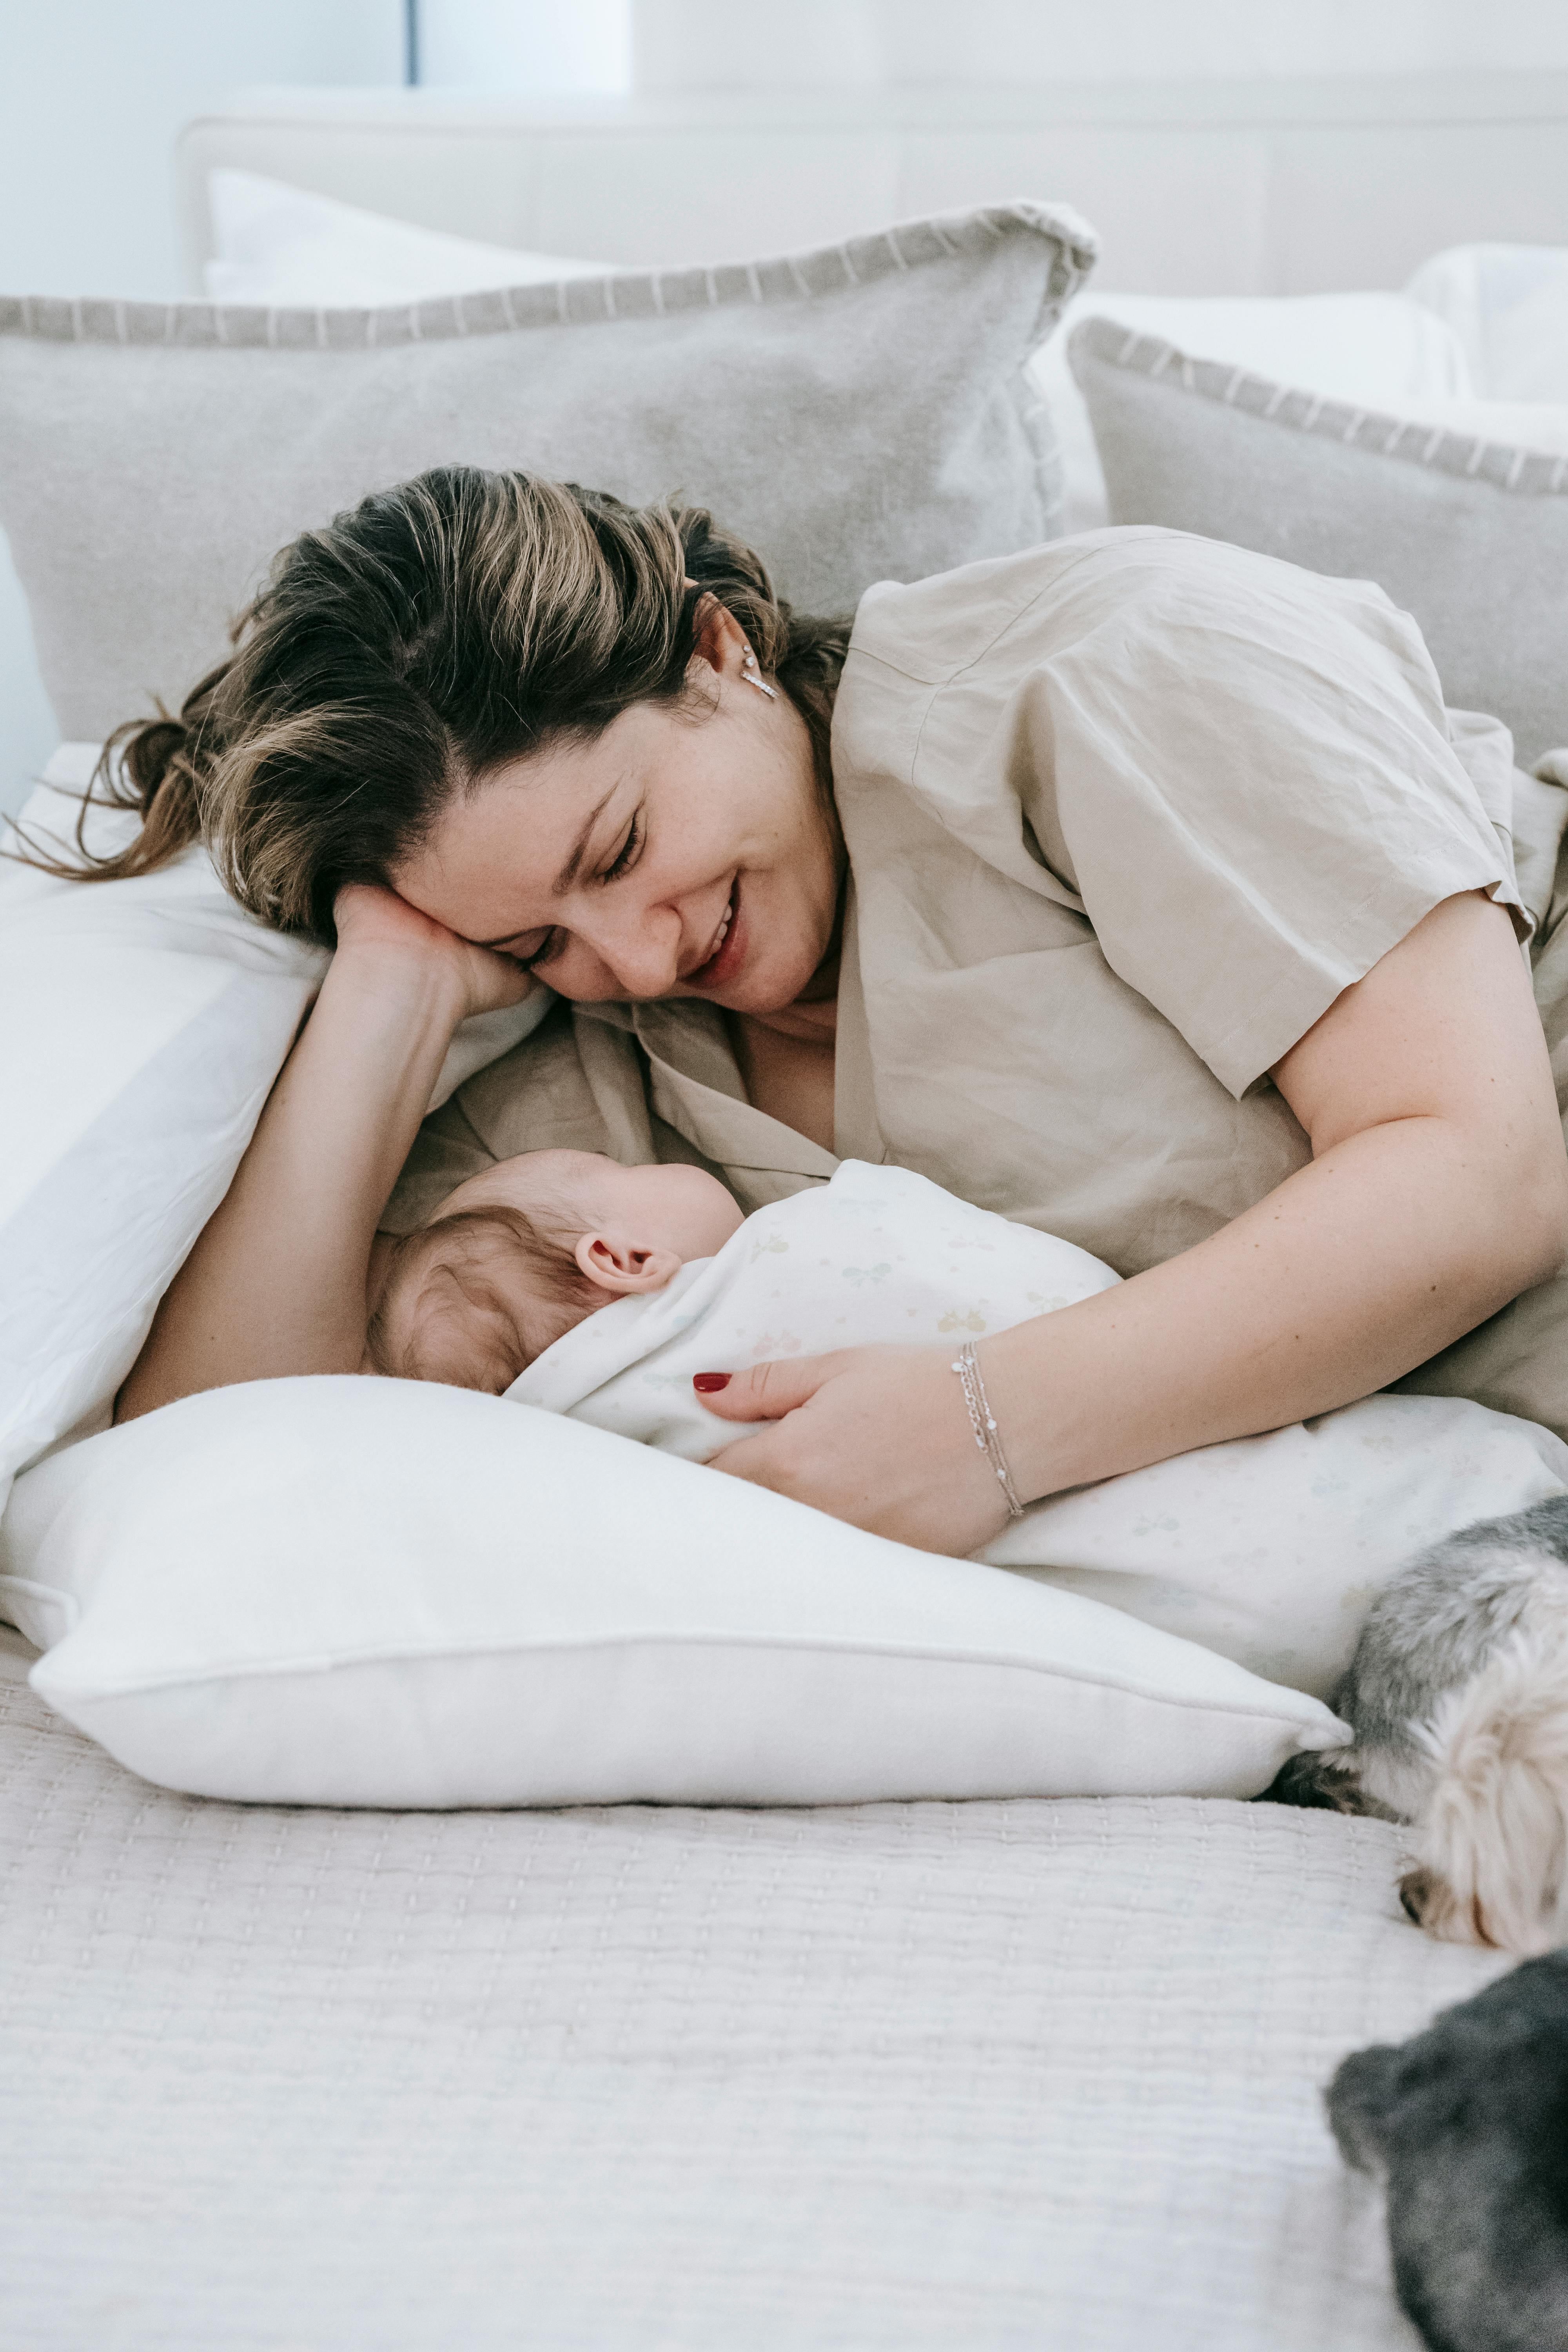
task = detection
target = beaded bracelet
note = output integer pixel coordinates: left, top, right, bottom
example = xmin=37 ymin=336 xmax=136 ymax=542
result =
xmin=951 ymin=1341 xmax=1025 ymax=1519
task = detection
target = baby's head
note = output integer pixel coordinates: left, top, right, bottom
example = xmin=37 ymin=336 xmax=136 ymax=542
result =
xmin=368 ymin=1149 xmax=743 ymax=1394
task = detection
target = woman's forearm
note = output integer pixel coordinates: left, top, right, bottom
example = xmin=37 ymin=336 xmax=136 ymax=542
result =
xmin=117 ymin=944 xmax=465 ymax=1421
xmin=987 ymin=1109 xmax=1567 ymax=1503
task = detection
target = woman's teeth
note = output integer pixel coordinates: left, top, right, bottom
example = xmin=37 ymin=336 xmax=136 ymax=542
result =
xmin=710 ymin=897 xmax=732 ymax=958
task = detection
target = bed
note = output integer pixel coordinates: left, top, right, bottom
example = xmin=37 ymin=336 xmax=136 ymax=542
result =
xmin=0 ymin=1621 xmax=1510 ymax=2349
xmin=5 ymin=79 xmax=1567 ymax=2350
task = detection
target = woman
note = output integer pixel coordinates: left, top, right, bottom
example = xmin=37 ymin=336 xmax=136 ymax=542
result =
xmin=78 ymin=467 xmax=1568 ymax=1557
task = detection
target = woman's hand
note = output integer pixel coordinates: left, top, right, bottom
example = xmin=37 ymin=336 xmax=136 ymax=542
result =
xmin=694 ymin=1345 xmax=1015 ymax=1556
xmin=119 ymin=884 xmax=531 ymax=1421
xmin=333 ymin=882 xmax=538 ymax=1023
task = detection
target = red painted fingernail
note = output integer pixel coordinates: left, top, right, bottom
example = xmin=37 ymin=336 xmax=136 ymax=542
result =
xmin=692 ymin=1373 xmax=731 ymax=1393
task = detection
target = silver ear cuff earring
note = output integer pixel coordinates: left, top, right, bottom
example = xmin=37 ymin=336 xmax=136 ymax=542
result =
xmin=741 ymin=645 xmax=778 ymax=701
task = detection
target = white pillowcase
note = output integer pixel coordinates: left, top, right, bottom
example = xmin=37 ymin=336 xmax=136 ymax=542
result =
xmin=0 ymin=747 xmax=550 ymax=1512
xmin=205 ymin=169 xmax=613 ymax=308
xmin=990 ymin=1395 xmax=1568 ymax=1702
xmin=1407 ymin=243 xmax=1568 ymax=401
xmin=0 ymin=1374 xmax=1346 ymax=1808
xmin=1033 ymin=289 xmax=1476 ymax=534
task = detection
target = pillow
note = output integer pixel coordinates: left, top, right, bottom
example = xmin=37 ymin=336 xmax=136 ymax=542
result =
xmin=1033 ymin=289 xmax=1474 ymax=535
xmin=1407 ymin=243 xmax=1568 ymax=401
xmin=0 ymin=747 xmax=551 ymax=1514
xmin=988 ymin=1394 xmax=1568 ymax=1702
xmin=204 ymin=169 xmax=613 ymax=307
xmin=0 ymin=1374 xmax=1346 ymax=1808
xmin=0 ymin=201 xmax=1094 ymax=742
xmin=1069 ymin=317 xmax=1568 ymax=766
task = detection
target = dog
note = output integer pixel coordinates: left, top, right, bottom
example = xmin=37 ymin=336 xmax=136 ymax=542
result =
xmin=1327 ymin=1952 xmax=1568 ymax=2352
xmin=1271 ymin=1495 xmax=1568 ymax=1955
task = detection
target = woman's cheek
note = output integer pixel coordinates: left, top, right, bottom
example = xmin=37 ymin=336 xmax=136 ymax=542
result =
xmin=548 ymin=944 xmax=622 ymax=1002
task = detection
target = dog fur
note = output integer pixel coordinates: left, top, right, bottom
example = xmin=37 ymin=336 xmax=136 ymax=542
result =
xmin=1272 ymin=1496 xmax=1568 ymax=1954
xmin=1327 ymin=1952 xmax=1568 ymax=2352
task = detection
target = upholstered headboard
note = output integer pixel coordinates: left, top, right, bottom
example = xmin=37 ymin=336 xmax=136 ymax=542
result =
xmin=175 ymin=74 xmax=1568 ymax=296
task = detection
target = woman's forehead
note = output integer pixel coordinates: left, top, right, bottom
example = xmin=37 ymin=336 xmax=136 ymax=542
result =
xmin=395 ymin=750 xmax=621 ymax=933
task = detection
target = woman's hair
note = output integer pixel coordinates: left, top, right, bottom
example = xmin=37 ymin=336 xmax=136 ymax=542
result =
xmin=22 ymin=467 xmax=851 ymax=943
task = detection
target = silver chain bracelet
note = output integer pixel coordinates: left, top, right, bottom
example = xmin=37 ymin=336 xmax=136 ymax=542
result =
xmin=951 ymin=1341 xmax=1025 ymax=1519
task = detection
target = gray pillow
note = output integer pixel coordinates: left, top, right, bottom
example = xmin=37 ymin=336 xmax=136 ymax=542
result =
xmin=1069 ymin=315 xmax=1568 ymax=765
xmin=0 ymin=204 xmax=1094 ymax=740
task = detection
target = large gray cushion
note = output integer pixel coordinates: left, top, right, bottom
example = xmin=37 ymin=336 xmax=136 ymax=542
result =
xmin=0 ymin=204 xmax=1094 ymax=740
xmin=1070 ymin=314 xmax=1568 ymax=765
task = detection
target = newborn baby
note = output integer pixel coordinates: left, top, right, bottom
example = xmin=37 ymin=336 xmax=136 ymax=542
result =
xmin=369 ymin=1151 xmax=1117 ymax=1413
xmin=368 ymin=1150 xmax=750 ymax=1394
xmin=369 ymin=1152 xmax=1568 ymax=1702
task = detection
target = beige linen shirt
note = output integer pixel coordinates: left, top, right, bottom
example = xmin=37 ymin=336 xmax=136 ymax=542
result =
xmin=386 ymin=528 xmax=1568 ymax=1426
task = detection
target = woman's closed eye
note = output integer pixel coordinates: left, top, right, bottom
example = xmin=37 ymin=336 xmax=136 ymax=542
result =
xmin=490 ymin=815 xmax=643 ymax=970
xmin=600 ymin=813 xmax=641 ymax=884
xmin=522 ymin=814 xmax=644 ymax=960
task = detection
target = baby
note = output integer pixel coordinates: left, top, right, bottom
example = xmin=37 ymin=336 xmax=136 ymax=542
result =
xmin=372 ymin=1151 xmax=1568 ymax=1953
xmin=369 ymin=1146 xmax=1563 ymax=1637
xmin=368 ymin=1151 xmax=748 ymax=1395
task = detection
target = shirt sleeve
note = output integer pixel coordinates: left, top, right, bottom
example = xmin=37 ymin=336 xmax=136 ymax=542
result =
xmin=1011 ymin=535 xmax=1528 ymax=1098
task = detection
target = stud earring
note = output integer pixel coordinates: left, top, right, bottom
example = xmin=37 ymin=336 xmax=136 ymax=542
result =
xmin=741 ymin=646 xmax=778 ymax=701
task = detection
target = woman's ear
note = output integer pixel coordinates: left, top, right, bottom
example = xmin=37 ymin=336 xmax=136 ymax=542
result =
xmin=687 ymin=591 xmax=749 ymax=682
xmin=573 ymin=1230 xmax=682 ymax=1296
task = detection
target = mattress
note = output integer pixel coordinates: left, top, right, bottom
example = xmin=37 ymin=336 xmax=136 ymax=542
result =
xmin=0 ymin=1626 xmax=1508 ymax=2351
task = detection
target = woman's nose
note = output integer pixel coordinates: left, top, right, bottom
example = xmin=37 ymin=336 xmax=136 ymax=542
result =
xmin=579 ymin=906 xmax=684 ymax=1000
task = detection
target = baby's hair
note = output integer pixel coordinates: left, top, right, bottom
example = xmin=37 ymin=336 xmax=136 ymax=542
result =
xmin=368 ymin=1203 xmax=599 ymax=1391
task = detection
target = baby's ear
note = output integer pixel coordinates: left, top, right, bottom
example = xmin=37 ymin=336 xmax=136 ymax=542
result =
xmin=574 ymin=1232 xmax=681 ymax=1295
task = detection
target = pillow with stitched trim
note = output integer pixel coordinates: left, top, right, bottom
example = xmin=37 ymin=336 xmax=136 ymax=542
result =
xmin=1069 ymin=314 xmax=1568 ymax=765
xmin=0 ymin=202 xmax=1094 ymax=744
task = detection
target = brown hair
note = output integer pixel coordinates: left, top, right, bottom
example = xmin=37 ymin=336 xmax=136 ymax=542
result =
xmin=367 ymin=1203 xmax=600 ymax=1390
xmin=21 ymin=467 xmax=850 ymax=944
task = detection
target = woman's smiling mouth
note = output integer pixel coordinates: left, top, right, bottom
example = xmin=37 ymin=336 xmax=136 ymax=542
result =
xmin=685 ymin=881 xmax=745 ymax=990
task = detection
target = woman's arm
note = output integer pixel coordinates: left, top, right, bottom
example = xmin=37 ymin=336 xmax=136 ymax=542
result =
xmin=116 ymin=887 xmax=533 ymax=1422
xmin=696 ymin=893 xmax=1568 ymax=1552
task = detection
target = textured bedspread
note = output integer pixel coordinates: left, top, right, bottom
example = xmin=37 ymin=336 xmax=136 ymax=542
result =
xmin=0 ymin=1634 xmax=1508 ymax=2352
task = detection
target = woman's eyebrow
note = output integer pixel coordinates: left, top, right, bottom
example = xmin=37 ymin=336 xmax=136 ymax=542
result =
xmin=472 ymin=786 xmax=621 ymax=946
xmin=472 ymin=782 xmax=625 ymax=947
xmin=553 ymin=784 xmax=620 ymax=898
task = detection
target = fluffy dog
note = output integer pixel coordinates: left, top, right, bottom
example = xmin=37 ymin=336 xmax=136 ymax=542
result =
xmin=1327 ymin=1953 xmax=1568 ymax=2352
xmin=1273 ymin=1495 xmax=1568 ymax=1954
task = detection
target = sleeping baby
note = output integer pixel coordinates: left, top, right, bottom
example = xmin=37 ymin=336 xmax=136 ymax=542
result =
xmin=367 ymin=1150 xmax=1568 ymax=1705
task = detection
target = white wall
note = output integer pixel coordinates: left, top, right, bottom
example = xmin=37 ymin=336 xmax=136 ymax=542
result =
xmin=0 ymin=0 xmax=404 ymax=818
xmin=633 ymin=0 xmax=1568 ymax=89
xmin=419 ymin=0 xmax=631 ymax=93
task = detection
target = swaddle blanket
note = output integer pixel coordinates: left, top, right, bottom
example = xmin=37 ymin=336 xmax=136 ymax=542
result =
xmin=510 ymin=1161 xmax=1568 ymax=1697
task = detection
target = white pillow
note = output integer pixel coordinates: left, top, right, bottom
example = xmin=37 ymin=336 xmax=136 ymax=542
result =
xmin=1407 ymin=243 xmax=1568 ymax=401
xmin=988 ymin=1395 xmax=1568 ymax=1702
xmin=0 ymin=1374 xmax=1346 ymax=1808
xmin=1033 ymin=290 xmax=1475 ymax=535
xmin=205 ymin=169 xmax=613 ymax=308
xmin=0 ymin=746 xmax=550 ymax=1512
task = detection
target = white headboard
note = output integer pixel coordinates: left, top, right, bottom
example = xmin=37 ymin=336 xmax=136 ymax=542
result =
xmin=176 ymin=74 xmax=1568 ymax=297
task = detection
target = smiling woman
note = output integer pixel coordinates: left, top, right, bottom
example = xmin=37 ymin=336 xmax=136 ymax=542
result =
xmin=62 ymin=463 xmax=1568 ymax=1555
xmin=34 ymin=467 xmax=851 ymax=1145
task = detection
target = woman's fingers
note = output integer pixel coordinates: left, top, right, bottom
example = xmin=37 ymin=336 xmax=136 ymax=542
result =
xmin=698 ymin=1345 xmax=1013 ymax=1557
xmin=332 ymin=882 xmax=537 ymax=1019
xmin=691 ymin=1353 xmax=847 ymax=1422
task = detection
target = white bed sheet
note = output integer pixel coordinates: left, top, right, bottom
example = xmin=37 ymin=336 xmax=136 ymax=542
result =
xmin=0 ymin=1630 xmax=1508 ymax=2350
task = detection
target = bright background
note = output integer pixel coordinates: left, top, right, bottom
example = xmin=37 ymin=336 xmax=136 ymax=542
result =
xmin=6 ymin=0 xmax=1568 ymax=814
